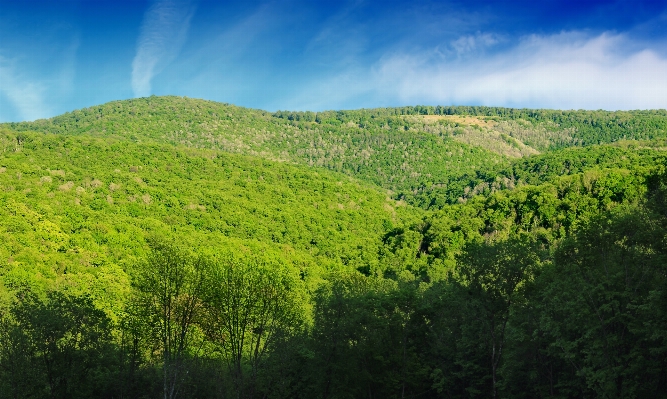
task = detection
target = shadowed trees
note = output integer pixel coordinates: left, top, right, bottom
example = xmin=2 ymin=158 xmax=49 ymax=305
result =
xmin=0 ymin=291 xmax=117 ymax=399
xmin=201 ymin=253 xmax=305 ymax=399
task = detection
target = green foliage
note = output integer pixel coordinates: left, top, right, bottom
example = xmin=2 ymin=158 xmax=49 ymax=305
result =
xmin=0 ymin=129 xmax=406 ymax=314
xmin=132 ymin=238 xmax=210 ymax=399
xmin=534 ymin=205 xmax=667 ymax=397
xmin=0 ymin=291 xmax=118 ymax=399
xmin=453 ymin=235 xmax=541 ymax=398
xmin=201 ymin=250 xmax=307 ymax=398
xmin=2 ymin=97 xmax=667 ymax=397
xmin=3 ymin=97 xmax=508 ymax=205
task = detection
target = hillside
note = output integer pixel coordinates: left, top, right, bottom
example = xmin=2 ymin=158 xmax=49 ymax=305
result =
xmin=1 ymin=97 xmax=666 ymax=399
xmin=0 ymin=130 xmax=417 ymax=313
xmin=8 ymin=96 xmax=667 ymax=208
xmin=5 ymin=97 xmax=508 ymax=201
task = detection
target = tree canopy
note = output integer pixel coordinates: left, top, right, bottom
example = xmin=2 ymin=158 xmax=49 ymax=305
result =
xmin=1 ymin=96 xmax=666 ymax=398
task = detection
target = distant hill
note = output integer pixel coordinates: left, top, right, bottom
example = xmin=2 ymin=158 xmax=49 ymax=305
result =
xmin=2 ymin=96 xmax=665 ymax=290
xmin=6 ymin=96 xmax=667 ymax=208
xmin=3 ymin=97 xmax=506 ymax=205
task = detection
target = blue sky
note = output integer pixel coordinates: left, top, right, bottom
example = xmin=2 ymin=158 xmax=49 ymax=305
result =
xmin=1 ymin=0 xmax=666 ymax=122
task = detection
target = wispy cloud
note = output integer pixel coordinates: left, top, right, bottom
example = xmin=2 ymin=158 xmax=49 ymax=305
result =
xmin=304 ymin=0 xmax=368 ymax=66
xmin=0 ymin=30 xmax=79 ymax=122
xmin=132 ymin=0 xmax=195 ymax=98
xmin=185 ymin=3 xmax=277 ymax=72
xmin=450 ymin=32 xmax=502 ymax=56
xmin=0 ymin=56 xmax=50 ymax=121
xmin=284 ymin=31 xmax=667 ymax=111
xmin=58 ymin=36 xmax=80 ymax=95
xmin=164 ymin=2 xmax=308 ymax=105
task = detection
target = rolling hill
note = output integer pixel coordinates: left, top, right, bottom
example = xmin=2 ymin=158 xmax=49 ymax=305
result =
xmin=1 ymin=96 xmax=666 ymax=399
xmin=7 ymin=96 xmax=667 ymax=207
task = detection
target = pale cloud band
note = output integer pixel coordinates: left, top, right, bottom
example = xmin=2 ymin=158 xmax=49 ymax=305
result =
xmin=288 ymin=31 xmax=667 ymax=111
xmin=397 ymin=32 xmax=667 ymax=110
xmin=132 ymin=0 xmax=195 ymax=98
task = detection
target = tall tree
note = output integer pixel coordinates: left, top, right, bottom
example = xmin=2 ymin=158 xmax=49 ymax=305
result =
xmin=454 ymin=234 xmax=540 ymax=399
xmin=201 ymin=253 xmax=305 ymax=399
xmin=132 ymin=238 xmax=210 ymax=399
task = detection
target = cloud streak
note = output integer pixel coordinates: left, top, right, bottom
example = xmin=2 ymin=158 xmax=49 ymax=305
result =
xmin=132 ymin=0 xmax=195 ymax=98
xmin=450 ymin=32 xmax=502 ymax=57
xmin=0 ymin=30 xmax=79 ymax=122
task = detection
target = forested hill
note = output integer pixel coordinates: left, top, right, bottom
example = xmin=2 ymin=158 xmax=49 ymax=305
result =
xmin=7 ymin=96 xmax=667 ymax=207
xmin=1 ymin=97 xmax=666 ymax=398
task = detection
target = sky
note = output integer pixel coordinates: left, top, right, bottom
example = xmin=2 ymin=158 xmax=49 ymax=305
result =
xmin=1 ymin=0 xmax=666 ymax=122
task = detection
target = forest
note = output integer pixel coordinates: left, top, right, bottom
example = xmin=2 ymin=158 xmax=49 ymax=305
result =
xmin=0 ymin=96 xmax=666 ymax=398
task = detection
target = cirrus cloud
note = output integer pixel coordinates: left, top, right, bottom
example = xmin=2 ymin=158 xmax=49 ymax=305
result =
xmin=131 ymin=0 xmax=196 ymax=98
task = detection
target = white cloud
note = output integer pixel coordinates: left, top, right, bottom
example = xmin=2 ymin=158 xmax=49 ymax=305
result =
xmin=285 ymin=31 xmax=667 ymax=111
xmin=0 ymin=56 xmax=50 ymax=121
xmin=132 ymin=0 xmax=195 ymax=98
xmin=380 ymin=32 xmax=667 ymax=110
xmin=0 ymin=36 xmax=79 ymax=122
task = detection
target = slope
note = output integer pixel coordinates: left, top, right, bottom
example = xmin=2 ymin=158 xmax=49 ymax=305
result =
xmin=3 ymin=96 xmax=511 ymax=204
xmin=0 ymin=129 xmax=412 ymax=313
xmin=7 ymin=96 xmax=666 ymax=210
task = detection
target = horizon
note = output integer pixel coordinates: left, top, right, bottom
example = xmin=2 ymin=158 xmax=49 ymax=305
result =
xmin=1 ymin=0 xmax=667 ymax=122
xmin=5 ymin=94 xmax=667 ymax=125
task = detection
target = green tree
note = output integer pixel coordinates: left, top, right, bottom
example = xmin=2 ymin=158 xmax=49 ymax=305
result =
xmin=0 ymin=290 xmax=114 ymax=399
xmin=201 ymin=253 xmax=305 ymax=399
xmin=132 ymin=238 xmax=210 ymax=399
xmin=537 ymin=205 xmax=667 ymax=398
xmin=453 ymin=234 xmax=540 ymax=398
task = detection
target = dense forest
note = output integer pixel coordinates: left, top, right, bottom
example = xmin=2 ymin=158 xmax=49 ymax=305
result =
xmin=1 ymin=96 xmax=666 ymax=398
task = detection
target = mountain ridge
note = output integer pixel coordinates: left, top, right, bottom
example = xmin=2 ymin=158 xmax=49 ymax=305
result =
xmin=5 ymin=96 xmax=667 ymax=208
